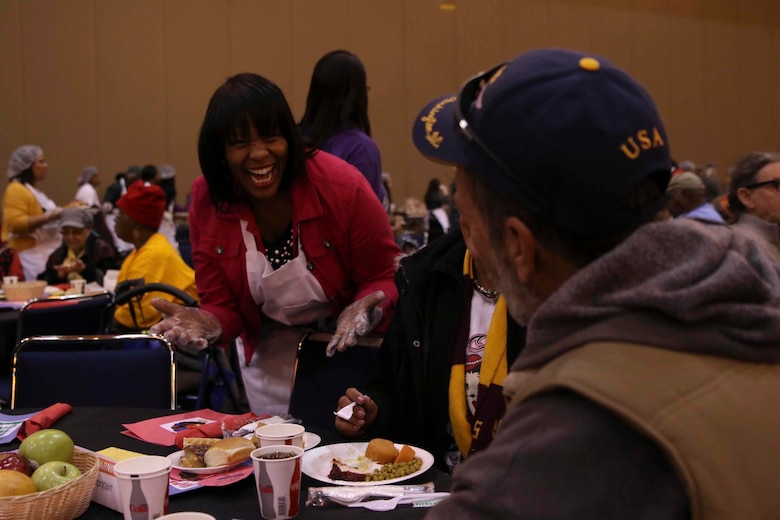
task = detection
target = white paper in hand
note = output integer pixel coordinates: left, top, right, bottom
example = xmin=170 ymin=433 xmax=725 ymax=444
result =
xmin=333 ymin=401 xmax=357 ymax=420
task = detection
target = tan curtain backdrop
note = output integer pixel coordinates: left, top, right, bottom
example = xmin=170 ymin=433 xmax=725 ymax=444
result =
xmin=1 ymin=0 xmax=779 ymax=207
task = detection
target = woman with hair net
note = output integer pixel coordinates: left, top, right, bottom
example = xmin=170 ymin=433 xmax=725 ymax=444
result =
xmin=74 ymin=166 xmax=101 ymax=208
xmin=150 ymin=73 xmax=400 ymax=416
xmin=3 ymin=145 xmax=64 ymax=280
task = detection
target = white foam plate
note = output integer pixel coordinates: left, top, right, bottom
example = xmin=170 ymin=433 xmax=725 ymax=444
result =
xmin=167 ymin=450 xmax=247 ymax=475
xmin=301 ymin=442 xmax=433 ymax=486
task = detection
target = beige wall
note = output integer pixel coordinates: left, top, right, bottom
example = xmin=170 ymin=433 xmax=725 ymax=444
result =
xmin=1 ymin=0 xmax=779 ymax=208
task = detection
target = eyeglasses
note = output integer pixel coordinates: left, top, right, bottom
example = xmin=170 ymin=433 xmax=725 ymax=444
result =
xmin=453 ymin=63 xmax=548 ymax=213
xmin=744 ymin=179 xmax=780 ymax=192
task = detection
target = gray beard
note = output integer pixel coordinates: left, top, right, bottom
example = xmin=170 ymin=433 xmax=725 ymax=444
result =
xmin=495 ymin=247 xmax=543 ymax=327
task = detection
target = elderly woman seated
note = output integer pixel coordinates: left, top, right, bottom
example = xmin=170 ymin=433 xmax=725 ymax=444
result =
xmin=112 ymin=181 xmax=198 ymax=331
xmin=37 ymin=206 xmax=120 ymax=286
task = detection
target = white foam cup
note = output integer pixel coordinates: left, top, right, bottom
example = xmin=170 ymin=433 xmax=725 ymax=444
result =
xmin=2 ymin=276 xmax=18 ymax=287
xmin=114 ymin=455 xmax=172 ymax=520
xmin=255 ymin=423 xmax=305 ymax=448
xmin=251 ymin=445 xmax=304 ymax=520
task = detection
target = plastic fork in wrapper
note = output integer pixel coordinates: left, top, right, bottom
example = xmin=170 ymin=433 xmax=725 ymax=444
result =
xmin=306 ymin=482 xmax=435 ymax=507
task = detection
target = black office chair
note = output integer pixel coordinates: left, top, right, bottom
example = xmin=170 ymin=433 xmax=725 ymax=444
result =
xmin=11 ymin=333 xmax=176 ymax=409
xmin=288 ymin=330 xmax=382 ymax=434
xmin=106 ymin=280 xmax=243 ymax=412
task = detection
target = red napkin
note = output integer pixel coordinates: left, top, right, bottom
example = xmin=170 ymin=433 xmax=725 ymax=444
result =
xmin=17 ymin=403 xmax=73 ymax=441
xmin=173 ymin=412 xmax=266 ymax=448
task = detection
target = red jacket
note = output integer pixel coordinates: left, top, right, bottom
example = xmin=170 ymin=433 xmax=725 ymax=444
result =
xmin=189 ymin=151 xmax=400 ymax=362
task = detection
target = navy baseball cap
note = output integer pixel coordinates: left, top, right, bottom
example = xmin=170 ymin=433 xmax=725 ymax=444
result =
xmin=412 ymin=48 xmax=672 ymax=236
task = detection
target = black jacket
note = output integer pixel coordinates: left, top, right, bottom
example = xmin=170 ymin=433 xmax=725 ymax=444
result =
xmin=38 ymin=232 xmax=120 ymax=285
xmin=364 ymin=229 xmax=525 ymax=470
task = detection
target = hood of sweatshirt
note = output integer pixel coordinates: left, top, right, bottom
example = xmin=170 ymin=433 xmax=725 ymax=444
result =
xmin=515 ymin=219 xmax=780 ymax=370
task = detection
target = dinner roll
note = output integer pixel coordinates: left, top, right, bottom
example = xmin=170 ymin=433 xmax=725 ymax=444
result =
xmin=203 ymin=437 xmax=254 ymax=467
xmin=365 ymin=438 xmax=398 ymax=464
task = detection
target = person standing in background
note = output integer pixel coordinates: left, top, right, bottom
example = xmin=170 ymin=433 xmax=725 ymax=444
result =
xmin=3 ymin=145 xmax=64 ymax=280
xmin=74 ymin=166 xmax=101 ymax=208
xmin=425 ymin=178 xmax=452 ymax=244
xmin=299 ymin=50 xmax=388 ymax=204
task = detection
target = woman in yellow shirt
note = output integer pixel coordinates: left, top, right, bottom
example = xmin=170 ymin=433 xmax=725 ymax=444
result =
xmin=3 ymin=145 xmax=64 ymax=279
xmin=112 ymin=181 xmax=198 ymax=330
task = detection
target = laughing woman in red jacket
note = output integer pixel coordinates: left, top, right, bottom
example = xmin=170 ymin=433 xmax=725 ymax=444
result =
xmin=151 ymin=73 xmax=400 ymax=416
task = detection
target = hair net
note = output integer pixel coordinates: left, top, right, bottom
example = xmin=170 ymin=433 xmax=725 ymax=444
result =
xmin=159 ymin=164 xmax=176 ymax=180
xmin=77 ymin=166 xmax=98 ymax=185
xmin=7 ymin=145 xmax=42 ymax=179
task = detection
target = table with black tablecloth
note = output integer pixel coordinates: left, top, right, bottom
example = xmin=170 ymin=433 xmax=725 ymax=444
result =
xmin=3 ymin=408 xmax=450 ymax=519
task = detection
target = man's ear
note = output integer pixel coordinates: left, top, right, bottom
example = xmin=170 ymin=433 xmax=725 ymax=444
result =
xmin=737 ymin=187 xmax=755 ymax=210
xmin=503 ymin=217 xmax=537 ymax=283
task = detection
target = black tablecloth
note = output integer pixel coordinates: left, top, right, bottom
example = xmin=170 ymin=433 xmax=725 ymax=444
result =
xmin=3 ymin=408 xmax=450 ymax=519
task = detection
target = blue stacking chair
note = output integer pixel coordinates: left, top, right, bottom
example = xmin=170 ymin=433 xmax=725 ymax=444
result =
xmin=107 ymin=280 xmax=243 ymax=412
xmin=0 ymin=291 xmax=113 ymax=407
xmin=11 ymin=333 xmax=176 ymax=410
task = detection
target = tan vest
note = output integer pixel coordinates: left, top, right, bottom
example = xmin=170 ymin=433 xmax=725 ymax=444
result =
xmin=504 ymin=342 xmax=780 ymax=520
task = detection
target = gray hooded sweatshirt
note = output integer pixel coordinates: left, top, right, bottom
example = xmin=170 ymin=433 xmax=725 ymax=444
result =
xmin=426 ymin=219 xmax=780 ymax=520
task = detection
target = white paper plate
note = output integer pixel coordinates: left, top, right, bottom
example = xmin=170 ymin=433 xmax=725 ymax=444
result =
xmin=242 ymin=430 xmax=321 ymax=451
xmin=167 ymin=450 xmax=247 ymax=475
xmin=303 ymin=432 xmax=322 ymax=451
xmin=301 ymin=442 xmax=433 ymax=486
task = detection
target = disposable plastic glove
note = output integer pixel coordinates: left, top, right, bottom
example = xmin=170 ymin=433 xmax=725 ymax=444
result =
xmin=326 ymin=290 xmax=385 ymax=357
xmin=150 ymin=297 xmax=222 ymax=351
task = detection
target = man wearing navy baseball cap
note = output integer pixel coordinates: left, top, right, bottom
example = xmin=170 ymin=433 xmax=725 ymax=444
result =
xmin=415 ymin=49 xmax=780 ymax=519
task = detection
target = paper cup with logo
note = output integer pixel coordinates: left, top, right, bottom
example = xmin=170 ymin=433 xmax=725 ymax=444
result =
xmin=69 ymin=279 xmax=86 ymax=294
xmin=255 ymin=423 xmax=305 ymax=448
xmin=251 ymin=445 xmax=304 ymax=520
xmin=2 ymin=276 xmax=18 ymax=287
xmin=114 ymin=455 xmax=172 ymax=520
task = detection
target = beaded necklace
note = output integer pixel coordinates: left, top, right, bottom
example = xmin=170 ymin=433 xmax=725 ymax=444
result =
xmin=472 ymin=277 xmax=499 ymax=301
xmin=263 ymin=225 xmax=295 ymax=269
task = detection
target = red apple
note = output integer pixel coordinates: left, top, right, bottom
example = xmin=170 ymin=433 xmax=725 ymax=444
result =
xmin=0 ymin=453 xmax=32 ymax=476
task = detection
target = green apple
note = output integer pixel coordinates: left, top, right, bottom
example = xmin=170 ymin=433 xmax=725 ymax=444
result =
xmin=31 ymin=461 xmax=81 ymax=491
xmin=19 ymin=429 xmax=74 ymax=466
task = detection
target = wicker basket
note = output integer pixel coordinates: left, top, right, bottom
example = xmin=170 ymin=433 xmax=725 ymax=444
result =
xmin=3 ymin=280 xmax=47 ymax=302
xmin=0 ymin=451 xmax=100 ymax=520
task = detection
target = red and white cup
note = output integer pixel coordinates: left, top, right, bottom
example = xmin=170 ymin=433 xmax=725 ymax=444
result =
xmin=114 ymin=455 xmax=171 ymax=520
xmin=255 ymin=423 xmax=305 ymax=449
xmin=251 ymin=445 xmax=304 ymax=520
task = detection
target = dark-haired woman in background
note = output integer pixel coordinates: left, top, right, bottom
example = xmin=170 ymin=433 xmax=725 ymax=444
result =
xmin=299 ymin=50 xmax=387 ymax=206
xmin=151 ymin=72 xmax=400 ymax=416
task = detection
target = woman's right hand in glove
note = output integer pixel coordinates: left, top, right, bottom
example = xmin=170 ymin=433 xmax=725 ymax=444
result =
xmin=150 ymin=298 xmax=222 ymax=351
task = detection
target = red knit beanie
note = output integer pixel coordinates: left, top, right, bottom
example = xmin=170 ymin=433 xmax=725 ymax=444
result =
xmin=117 ymin=181 xmax=166 ymax=229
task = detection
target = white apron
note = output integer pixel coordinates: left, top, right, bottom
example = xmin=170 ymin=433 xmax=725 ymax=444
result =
xmin=237 ymin=219 xmax=331 ymax=416
xmin=14 ymin=184 xmax=61 ymax=281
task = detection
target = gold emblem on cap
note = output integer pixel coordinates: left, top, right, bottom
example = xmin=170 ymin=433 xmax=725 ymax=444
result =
xmin=579 ymin=57 xmax=600 ymax=71
xmin=421 ymin=96 xmax=456 ymax=149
